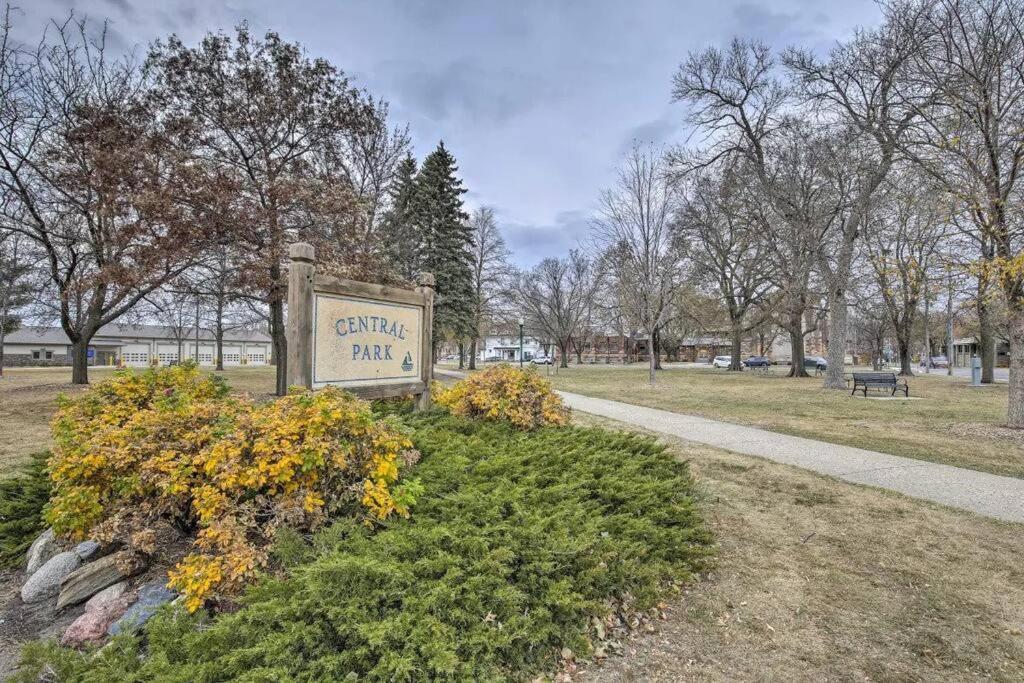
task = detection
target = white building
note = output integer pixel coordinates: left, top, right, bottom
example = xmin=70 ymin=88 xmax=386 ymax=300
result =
xmin=2 ymin=324 xmax=272 ymax=368
xmin=477 ymin=333 xmax=547 ymax=362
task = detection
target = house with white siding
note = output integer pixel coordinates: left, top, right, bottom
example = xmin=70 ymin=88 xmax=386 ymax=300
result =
xmin=2 ymin=324 xmax=272 ymax=368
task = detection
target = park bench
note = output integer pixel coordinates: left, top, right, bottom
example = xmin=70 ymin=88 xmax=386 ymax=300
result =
xmin=850 ymin=371 xmax=909 ymax=397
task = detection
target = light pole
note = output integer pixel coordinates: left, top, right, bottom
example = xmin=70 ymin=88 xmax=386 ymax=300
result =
xmin=518 ymin=317 xmax=524 ymax=368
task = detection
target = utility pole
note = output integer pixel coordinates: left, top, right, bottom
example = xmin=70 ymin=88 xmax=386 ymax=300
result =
xmin=946 ymin=259 xmax=954 ymax=377
xmin=923 ymin=267 xmax=931 ymax=374
xmin=195 ymin=294 xmax=201 ymax=364
xmin=518 ymin=317 xmax=524 ymax=369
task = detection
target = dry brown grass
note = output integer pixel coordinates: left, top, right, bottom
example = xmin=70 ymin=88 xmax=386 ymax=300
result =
xmin=546 ymin=365 xmax=1024 ymax=478
xmin=574 ymin=412 xmax=1024 ymax=682
xmin=0 ymin=366 xmax=277 ymax=473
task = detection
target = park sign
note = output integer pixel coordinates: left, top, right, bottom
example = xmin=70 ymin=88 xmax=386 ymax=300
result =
xmin=286 ymin=242 xmax=434 ymax=408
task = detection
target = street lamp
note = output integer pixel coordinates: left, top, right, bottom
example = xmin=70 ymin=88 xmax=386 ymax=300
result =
xmin=518 ymin=317 xmax=525 ymax=368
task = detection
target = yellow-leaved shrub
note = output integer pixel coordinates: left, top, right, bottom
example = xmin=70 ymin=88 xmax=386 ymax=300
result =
xmin=435 ymin=365 xmax=569 ymax=429
xmin=46 ymin=364 xmax=419 ymax=612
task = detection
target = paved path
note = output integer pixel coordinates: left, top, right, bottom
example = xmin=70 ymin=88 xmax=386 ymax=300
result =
xmin=434 ymin=369 xmax=1024 ymax=523
xmin=558 ymin=390 xmax=1024 ymax=524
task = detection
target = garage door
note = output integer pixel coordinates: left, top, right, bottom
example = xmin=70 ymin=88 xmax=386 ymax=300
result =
xmin=222 ymin=345 xmax=243 ymax=366
xmin=156 ymin=344 xmax=180 ymax=366
xmin=185 ymin=343 xmax=217 ymax=366
xmin=121 ymin=343 xmax=150 ymax=367
xmin=246 ymin=345 xmax=268 ymax=365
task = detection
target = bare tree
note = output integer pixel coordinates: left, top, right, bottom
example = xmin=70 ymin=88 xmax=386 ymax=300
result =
xmin=864 ymin=171 xmax=948 ymax=375
xmin=0 ymin=15 xmax=203 ymax=383
xmin=0 ymin=230 xmax=35 ymax=376
xmin=898 ymin=0 xmax=1024 ymax=422
xmin=592 ymin=145 xmax=684 ymax=385
xmin=519 ymin=251 xmax=599 ymax=369
xmin=467 ymin=206 xmax=512 ymax=370
xmin=673 ymin=42 xmax=834 ymax=376
xmin=783 ymin=1 xmax=927 ymax=388
xmin=678 ymin=163 xmax=774 ymax=370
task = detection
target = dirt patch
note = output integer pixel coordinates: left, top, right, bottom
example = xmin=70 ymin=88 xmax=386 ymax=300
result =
xmin=948 ymin=422 xmax=1024 ymax=447
xmin=573 ymin=413 xmax=1024 ymax=682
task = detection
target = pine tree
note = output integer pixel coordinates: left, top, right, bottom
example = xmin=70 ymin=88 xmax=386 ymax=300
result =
xmin=379 ymin=154 xmax=420 ymax=281
xmin=411 ymin=142 xmax=474 ymax=356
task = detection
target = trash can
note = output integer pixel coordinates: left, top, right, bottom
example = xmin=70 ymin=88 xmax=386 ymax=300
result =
xmin=971 ymin=355 xmax=981 ymax=386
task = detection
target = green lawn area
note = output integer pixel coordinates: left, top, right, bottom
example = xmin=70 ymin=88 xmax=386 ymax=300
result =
xmin=0 ymin=366 xmax=278 ymax=474
xmin=543 ymin=365 xmax=1024 ymax=479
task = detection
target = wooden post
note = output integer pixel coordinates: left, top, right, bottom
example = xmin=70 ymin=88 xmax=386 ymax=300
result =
xmin=286 ymin=242 xmax=316 ymax=390
xmin=415 ymin=272 xmax=435 ymax=411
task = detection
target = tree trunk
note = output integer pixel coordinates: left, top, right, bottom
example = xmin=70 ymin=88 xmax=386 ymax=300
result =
xmin=70 ymin=336 xmax=91 ymax=384
xmin=1007 ymin=302 xmax=1024 ymax=428
xmin=897 ymin=337 xmax=914 ymax=376
xmin=648 ymin=340 xmax=657 ymax=386
xmin=787 ymin=327 xmax=809 ymax=378
xmin=979 ymin=293 xmax=995 ymax=383
xmin=215 ymin=299 xmax=225 ymax=371
xmin=652 ymin=328 xmax=662 ymax=370
xmin=270 ymin=297 xmax=287 ymax=396
xmin=458 ymin=342 xmax=465 ymax=369
xmin=468 ymin=338 xmax=477 ymax=370
xmin=729 ymin=323 xmax=743 ymax=371
xmin=558 ymin=341 xmax=569 ymax=368
xmin=823 ymin=292 xmax=849 ymax=389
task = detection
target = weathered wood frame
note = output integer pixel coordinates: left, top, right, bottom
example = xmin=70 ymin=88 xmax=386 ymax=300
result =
xmin=286 ymin=242 xmax=434 ymax=408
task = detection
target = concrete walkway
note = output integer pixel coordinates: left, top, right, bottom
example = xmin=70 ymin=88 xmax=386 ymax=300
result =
xmin=558 ymin=390 xmax=1024 ymax=524
xmin=434 ymin=368 xmax=1024 ymax=522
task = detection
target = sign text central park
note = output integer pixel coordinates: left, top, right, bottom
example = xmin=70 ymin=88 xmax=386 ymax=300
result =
xmin=286 ymin=242 xmax=434 ymax=408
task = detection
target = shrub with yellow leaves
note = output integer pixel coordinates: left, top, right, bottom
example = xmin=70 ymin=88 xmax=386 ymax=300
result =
xmin=434 ymin=365 xmax=569 ymax=430
xmin=46 ymin=364 xmax=419 ymax=612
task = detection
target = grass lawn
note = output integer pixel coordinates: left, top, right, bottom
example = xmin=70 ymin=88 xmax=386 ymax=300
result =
xmin=574 ymin=412 xmax=1024 ymax=681
xmin=542 ymin=364 xmax=1024 ymax=479
xmin=0 ymin=366 xmax=277 ymax=474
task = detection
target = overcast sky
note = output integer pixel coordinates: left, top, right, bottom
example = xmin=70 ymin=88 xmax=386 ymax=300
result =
xmin=17 ymin=0 xmax=883 ymax=266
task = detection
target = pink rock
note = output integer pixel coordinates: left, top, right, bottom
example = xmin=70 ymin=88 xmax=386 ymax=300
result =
xmin=60 ymin=595 xmax=132 ymax=648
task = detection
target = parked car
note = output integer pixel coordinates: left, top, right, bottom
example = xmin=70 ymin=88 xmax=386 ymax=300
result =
xmin=532 ymin=355 xmax=554 ymax=365
xmin=483 ymin=355 xmax=503 ymax=363
xmin=804 ymin=356 xmax=828 ymax=371
xmin=920 ymin=355 xmax=949 ymax=369
xmin=711 ymin=355 xmax=732 ymax=368
xmin=742 ymin=356 xmax=771 ymax=368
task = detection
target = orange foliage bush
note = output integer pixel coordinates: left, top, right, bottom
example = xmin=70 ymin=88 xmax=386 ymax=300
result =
xmin=434 ymin=365 xmax=569 ymax=430
xmin=46 ymin=365 xmax=419 ymax=611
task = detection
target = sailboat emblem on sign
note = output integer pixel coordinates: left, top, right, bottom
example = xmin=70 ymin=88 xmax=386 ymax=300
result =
xmin=401 ymin=352 xmax=414 ymax=372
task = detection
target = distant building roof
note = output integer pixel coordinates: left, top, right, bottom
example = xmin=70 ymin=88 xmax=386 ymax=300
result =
xmin=5 ymin=324 xmax=271 ymax=346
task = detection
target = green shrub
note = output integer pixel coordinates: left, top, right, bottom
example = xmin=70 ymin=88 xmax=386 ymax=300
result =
xmin=0 ymin=452 xmax=51 ymax=569
xmin=16 ymin=413 xmax=712 ymax=682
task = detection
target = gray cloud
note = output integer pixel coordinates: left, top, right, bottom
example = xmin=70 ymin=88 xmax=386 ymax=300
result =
xmin=17 ymin=0 xmax=884 ymax=265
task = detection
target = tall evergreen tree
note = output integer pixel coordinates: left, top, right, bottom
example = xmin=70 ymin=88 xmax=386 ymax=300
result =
xmin=412 ymin=142 xmax=474 ymax=356
xmin=379 ymin=154 xmax=420 ymax=281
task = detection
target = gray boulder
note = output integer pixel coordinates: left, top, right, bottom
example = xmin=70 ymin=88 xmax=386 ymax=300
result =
xmin=108 ymin=582 xmax=177 ymax=636
xmin=25 ymin=528 xmax=59 ymax=575
xmin=56 ymin=551 xmax=146 ymax=610
xmin=74 ymin=540 xmax=101 ymax=560
xmin=21 ymin=551 xmax=82 ymax=603
xmin=84 ymin=581 xmax=128 ymax=612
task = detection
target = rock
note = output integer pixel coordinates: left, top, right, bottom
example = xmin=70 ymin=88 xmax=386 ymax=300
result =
xmin=108 ymin=582 xmax=177 ymax=636
xmin=57 ymin=551 xmax=146 ymax=610
xmin=74 ymin=540 xmax=101 ymax=560
xmin=21 ymin=551 xmax=82 ymax=603
xmin=84 ymin=581 xmax=128 ymax=612
xmin=60 ymin=595 xmax=133 ymax=648
xmin=25 ymin=528 xmax=59 ymax=575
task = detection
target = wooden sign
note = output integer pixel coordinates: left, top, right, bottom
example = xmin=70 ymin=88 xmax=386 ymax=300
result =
xmin=286 ymin=242 xmax=434 ymax=408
